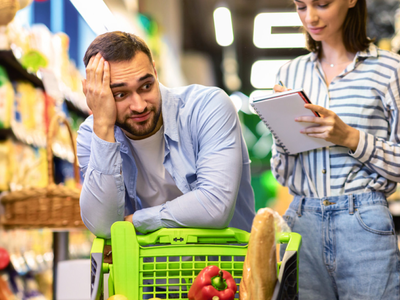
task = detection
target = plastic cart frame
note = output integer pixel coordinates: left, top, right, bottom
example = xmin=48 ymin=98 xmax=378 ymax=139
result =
xmin=90 ymin=221 xmax=301 ymax=299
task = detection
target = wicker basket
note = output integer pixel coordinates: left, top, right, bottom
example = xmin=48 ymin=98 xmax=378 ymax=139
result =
xmin=0 ymin=0 xmax=19 ymax=26
xmin=0 ymin=114 xmax=85 ymax=229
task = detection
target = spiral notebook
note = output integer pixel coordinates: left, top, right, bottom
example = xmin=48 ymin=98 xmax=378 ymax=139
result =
xmin=251 ymin=89 xmax=333 ymax=154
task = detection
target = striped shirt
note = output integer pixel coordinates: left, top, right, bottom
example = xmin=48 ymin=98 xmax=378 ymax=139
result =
xmin=272 ymin=43 xmax=400 ymax=198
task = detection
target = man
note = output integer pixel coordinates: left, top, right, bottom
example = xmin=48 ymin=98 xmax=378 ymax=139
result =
xmin=77 ymin=31 xmax=255 ymax=238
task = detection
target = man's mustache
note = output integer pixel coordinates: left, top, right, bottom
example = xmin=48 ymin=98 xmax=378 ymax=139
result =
xmin=128 ymin=108 xmax=151 ymax=117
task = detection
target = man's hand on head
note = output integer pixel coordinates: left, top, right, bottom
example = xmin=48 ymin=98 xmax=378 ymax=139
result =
xmin=82 ymin=53 xmax=116 ymax=143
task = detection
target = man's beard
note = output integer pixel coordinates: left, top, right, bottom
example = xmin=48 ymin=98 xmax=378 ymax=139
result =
xmin=116 ymin=104 xmax=162 ymax=137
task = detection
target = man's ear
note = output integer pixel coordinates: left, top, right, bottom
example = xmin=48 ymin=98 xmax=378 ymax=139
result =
xmin=348 ymin=0 xmax=357 ymax=8
xmin=153 ymin=60 xmax=158 ymax=79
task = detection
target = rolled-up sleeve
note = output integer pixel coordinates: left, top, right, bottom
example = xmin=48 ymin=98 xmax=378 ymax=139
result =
xmin=77 ymin=118 xmax=125 ymax=238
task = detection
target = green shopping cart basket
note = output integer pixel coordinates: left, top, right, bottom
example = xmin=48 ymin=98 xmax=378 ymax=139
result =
xmin=90 ymin=221 xmax=301 ymax=300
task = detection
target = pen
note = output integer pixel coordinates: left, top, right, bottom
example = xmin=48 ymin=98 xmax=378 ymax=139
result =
xmin=279 ymin=81 xmax=287 ymax=89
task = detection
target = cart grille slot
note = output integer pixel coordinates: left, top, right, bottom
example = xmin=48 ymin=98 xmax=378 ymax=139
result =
xmin=140 ymin=255 xmax=245 ymax=299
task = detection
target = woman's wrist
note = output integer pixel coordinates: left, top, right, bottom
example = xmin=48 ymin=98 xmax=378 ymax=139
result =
xmin=345 ymin=127 xmax=360 ymax=152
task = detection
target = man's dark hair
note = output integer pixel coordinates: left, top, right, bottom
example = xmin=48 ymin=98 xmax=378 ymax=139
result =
xmin=83 ymin=31 xmax=153 ymax=67
xmin=305 ymin=0 xmax=371 ymax=54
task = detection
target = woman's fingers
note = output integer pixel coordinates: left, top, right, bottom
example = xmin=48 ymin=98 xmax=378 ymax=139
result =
xmin=304 ymin=103 xmax=334 ymax=117
xmin=273 ymin=84 xmax=286 ymax=93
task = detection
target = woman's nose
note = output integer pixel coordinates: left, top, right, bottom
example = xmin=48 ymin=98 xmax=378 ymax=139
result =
xmin=305 ymin=7 xmax=318 ymax=25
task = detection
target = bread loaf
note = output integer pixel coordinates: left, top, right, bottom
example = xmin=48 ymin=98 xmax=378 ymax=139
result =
xmin=239 ymin=207 xmax=277 ymax=300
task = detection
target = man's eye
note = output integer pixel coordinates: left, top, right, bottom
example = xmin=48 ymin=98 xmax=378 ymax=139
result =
xmin=143 ymin=83 xmax=152 ymax=90
xmin=114 ymin=92 xmax=125 ymax=99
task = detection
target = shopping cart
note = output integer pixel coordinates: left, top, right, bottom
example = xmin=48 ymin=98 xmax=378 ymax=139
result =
xmin=90 ymin=221 xmax=301 ymax=300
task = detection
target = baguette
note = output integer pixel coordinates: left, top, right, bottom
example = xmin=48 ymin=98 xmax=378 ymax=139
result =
xmin=239 ymin=208 xmax=277 ymax=300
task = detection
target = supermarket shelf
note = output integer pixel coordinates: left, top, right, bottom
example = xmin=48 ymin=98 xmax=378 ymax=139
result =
xmin=0 ymin=50 xmax=44 ymax=89
xmin=0 ymin=50 xmax=89 ymax=117
xmin=0 ymin=128 xmax=12 ymax=140
xmin=0 ymin=124 xmax=74 ymax=163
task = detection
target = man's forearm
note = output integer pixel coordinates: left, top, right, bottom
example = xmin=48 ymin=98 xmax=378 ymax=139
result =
xmin=80 ymin=169 xmax=125 ymax=238
xmin=79 ymin=132 xmax=125 ymax=238
xmin=132 ymin=186 xmax=237 ymax=233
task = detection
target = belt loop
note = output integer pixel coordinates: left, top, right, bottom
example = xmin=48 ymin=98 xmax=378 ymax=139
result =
xmin=297 ymin=196 xmax=305 ymax=217
xmin=349 ymin=194 xmax=354 ymax=215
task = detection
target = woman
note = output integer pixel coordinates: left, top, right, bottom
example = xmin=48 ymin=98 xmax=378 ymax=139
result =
xmin=273 ymin=0 xmax=400 ymax=299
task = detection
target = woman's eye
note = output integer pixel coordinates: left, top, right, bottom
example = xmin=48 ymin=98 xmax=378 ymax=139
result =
xmin=318 ymin=3 xmax=329 ymax=8
xmin=297 ymin=6 xmax=306 ymax=10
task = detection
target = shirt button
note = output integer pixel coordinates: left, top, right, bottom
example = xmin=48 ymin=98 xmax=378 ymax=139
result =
xmin=322 ymin=169 xmax=326 ymax=174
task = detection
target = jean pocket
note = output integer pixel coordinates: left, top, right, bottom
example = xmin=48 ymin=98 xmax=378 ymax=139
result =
xmin=282 ymin=209 xmax=297 ymax=231
xmin=355 ymin=204 xmax=395 ymax=235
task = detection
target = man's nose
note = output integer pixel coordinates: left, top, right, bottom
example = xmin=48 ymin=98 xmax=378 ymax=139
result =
xmin=129 ymin=93 xmax=147 ymax=113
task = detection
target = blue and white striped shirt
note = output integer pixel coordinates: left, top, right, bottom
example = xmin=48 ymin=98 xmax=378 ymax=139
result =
xmin=272 ymin=44 xmax=400 ymax=198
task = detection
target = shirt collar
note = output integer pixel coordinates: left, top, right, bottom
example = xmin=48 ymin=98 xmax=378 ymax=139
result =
xmin=159 ymin=83 xmax=179 ymax=142
xmin=356 ymin=43 xmax=378 ymax=59
xmin=310 ymin=51 xmax=319 ymax=63
xmin=308 ymin=42 xmax=378 ymax=63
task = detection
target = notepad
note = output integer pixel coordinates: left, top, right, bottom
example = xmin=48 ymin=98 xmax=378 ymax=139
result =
xmin=251 ymin=89 xmax=333 ymax=154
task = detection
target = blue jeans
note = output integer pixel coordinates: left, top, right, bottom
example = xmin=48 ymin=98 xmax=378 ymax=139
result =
xmin=281 ymin=192 xmax=400 ymax=300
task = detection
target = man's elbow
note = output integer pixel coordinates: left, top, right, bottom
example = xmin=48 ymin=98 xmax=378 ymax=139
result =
xmin=82 ymin=217 xmax=112 ymax=239
xmin=206 ymin=210 xmax=232 ymax=229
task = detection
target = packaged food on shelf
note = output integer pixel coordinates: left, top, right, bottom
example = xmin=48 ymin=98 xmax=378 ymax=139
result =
xmin=0 ymin=65 xmax=14 ymax=129
xmin=0 ymin=229 xmax=53 ymax=299
xmin=8 ymin=141 xmax=48 ymax=191
xmin=0 ymin=140 xmax=13 ymax=191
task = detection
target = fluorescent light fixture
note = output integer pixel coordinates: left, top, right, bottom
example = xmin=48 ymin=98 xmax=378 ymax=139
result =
xmin=229 ymin=93 xmax=243 ymax=112
xmin=253 ymin=12 xmax=305 ymax=48
xmin=70 ymin=0 xmax=123 ymax=35
xmin=213 ymin=7 xmax=234 ymax=47
xmin=250 ymin=59 xmax=290 ymax=89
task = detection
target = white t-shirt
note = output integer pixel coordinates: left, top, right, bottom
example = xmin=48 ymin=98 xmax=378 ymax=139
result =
xmin=127 ymin=126 xmax=183 ymax=208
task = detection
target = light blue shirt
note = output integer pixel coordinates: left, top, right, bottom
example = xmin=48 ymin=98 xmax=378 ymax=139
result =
xmin=272 ymin=44 xmax=400 ymax=198
xmin=77 ymin=83 xmax=255 ymax=238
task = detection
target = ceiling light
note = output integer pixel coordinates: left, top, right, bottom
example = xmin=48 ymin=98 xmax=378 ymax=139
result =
xmin=253 ymin=12 xmax=305 ymax=48
xmin=213 ymin=7 xmax=234 ymax=47
xmin=70 ymin=0 xmax=123 ymax=35
xmin=229 ymin=93 xmax=243 ymax=112
xmin=250 ymin=59 xmax=290 ymax=89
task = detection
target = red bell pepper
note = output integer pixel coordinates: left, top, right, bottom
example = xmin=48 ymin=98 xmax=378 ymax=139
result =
xmin=188 ymin=265 xmax=237 ymax=300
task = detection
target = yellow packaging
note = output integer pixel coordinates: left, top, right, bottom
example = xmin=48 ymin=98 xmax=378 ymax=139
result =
xmin=0 ymin=139 xmax=12 ymax=191
xmin=0 ymin=65 xmax=14 ymax=128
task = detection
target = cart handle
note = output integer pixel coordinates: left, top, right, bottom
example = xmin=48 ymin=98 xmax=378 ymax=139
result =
xmin=134 ymin=226 xmax=250 ymax=245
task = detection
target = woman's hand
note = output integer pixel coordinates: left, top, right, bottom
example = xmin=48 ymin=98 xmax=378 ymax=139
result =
xmin=273 ymin=84 xmax=289 ymax=93
xmin=297 ymin=104 xmax=360 ymax=151
xmin=82 ymin=53 xmax=116 ymax=142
